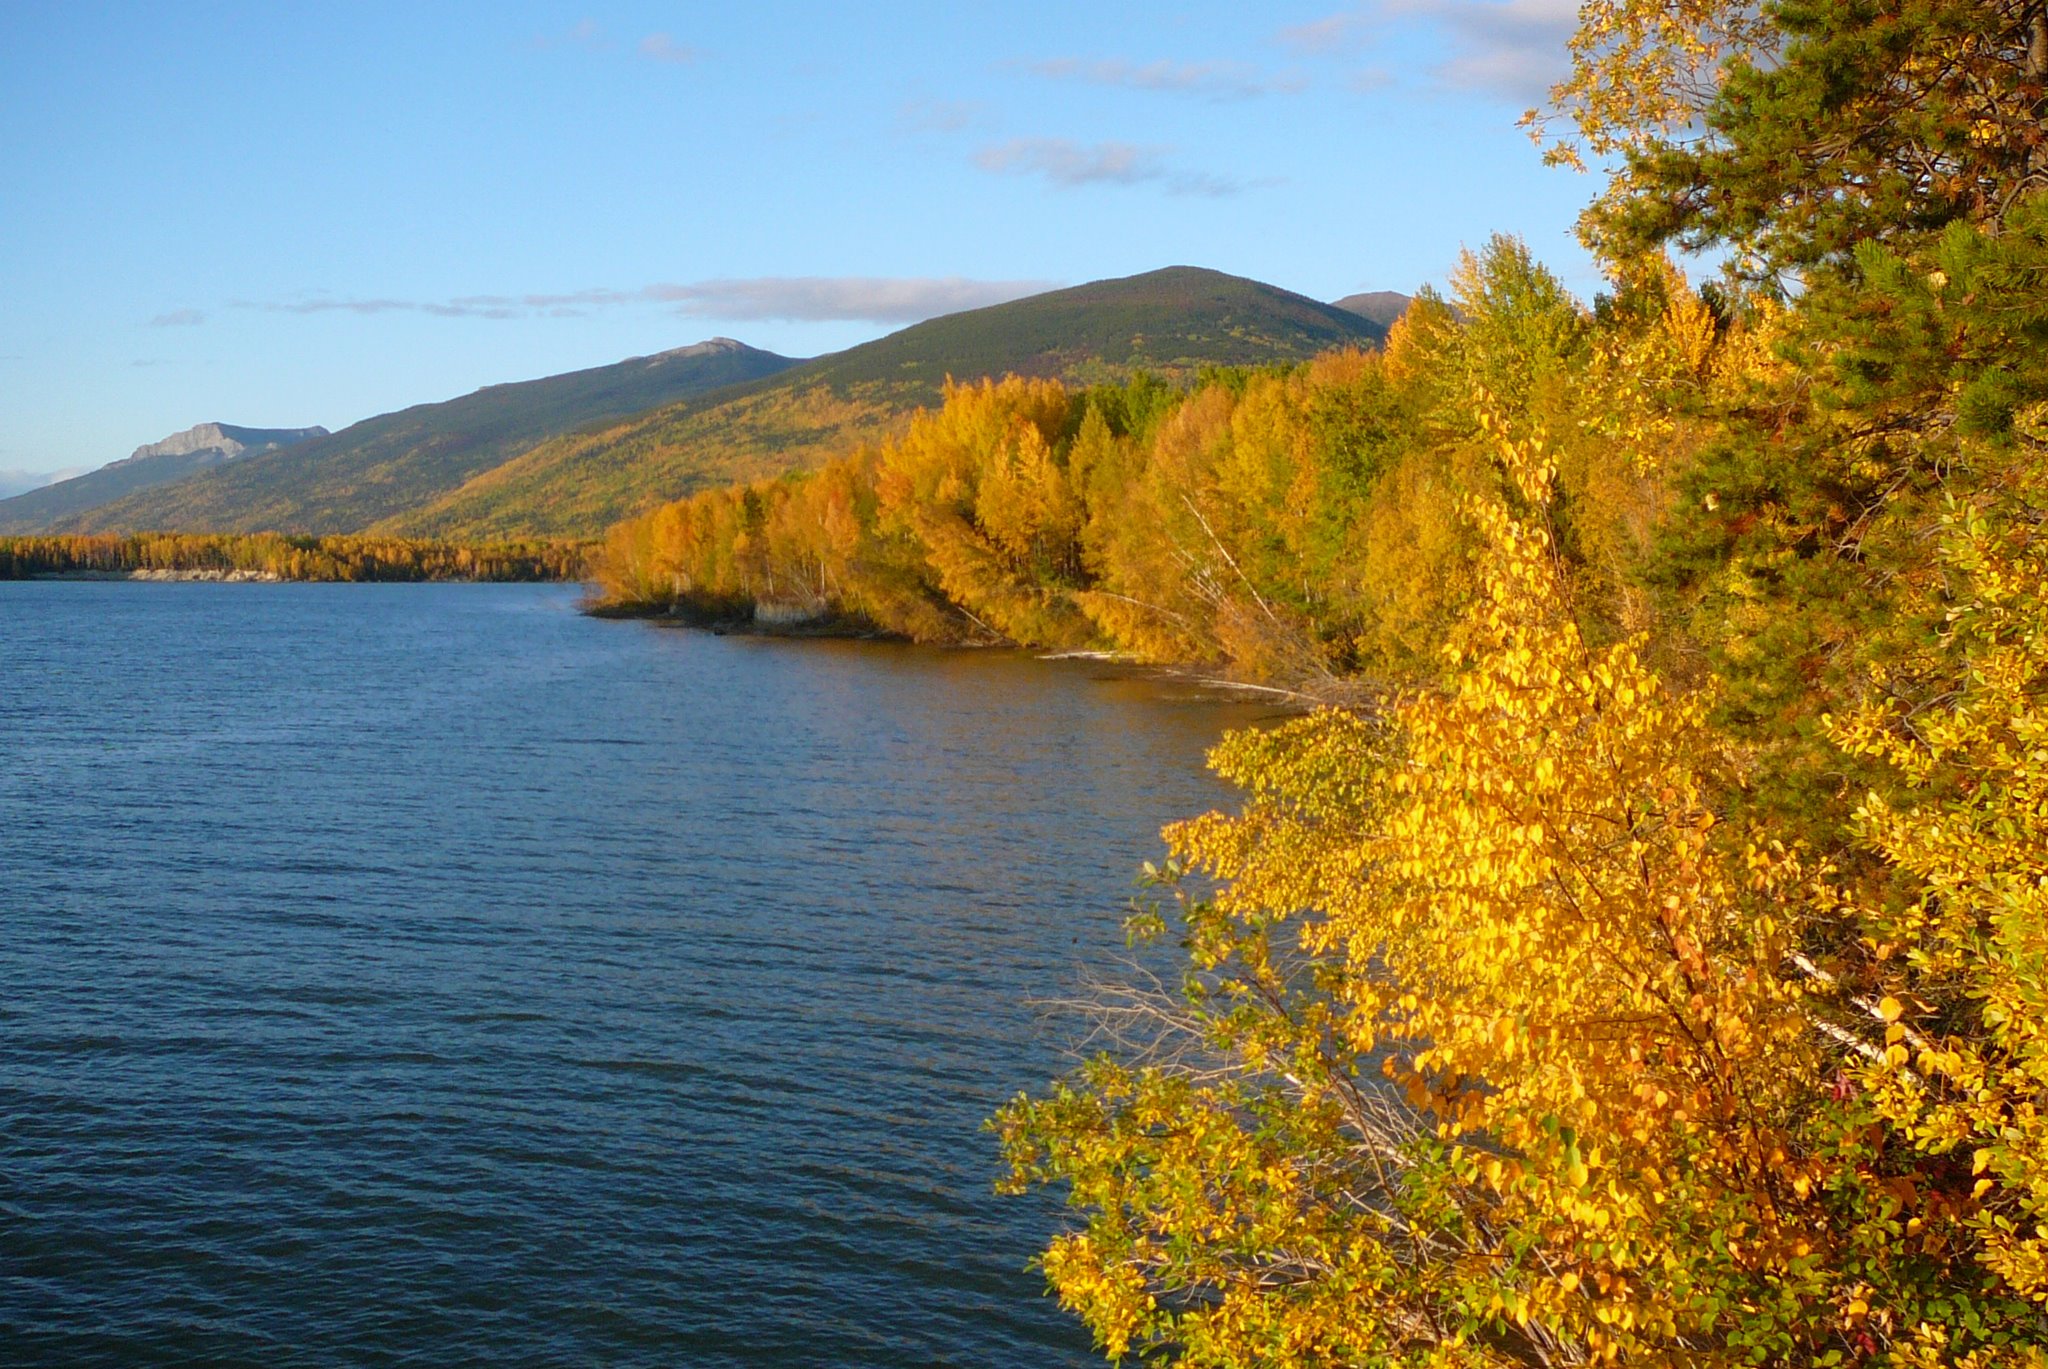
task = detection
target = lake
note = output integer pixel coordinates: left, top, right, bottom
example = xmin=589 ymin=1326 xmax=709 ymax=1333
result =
xmin=0 ymin=582 xmax=1270 ymax=1367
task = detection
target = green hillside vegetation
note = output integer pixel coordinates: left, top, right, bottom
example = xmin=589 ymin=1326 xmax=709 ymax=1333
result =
xmin=46 ymin=339 xmax=798 ymax=536
xmin=379 ymin=267 xmax=1386 ymax=541
xmin=788 ymin=266 xmax=1384 ymax=390
xmin=5 ymin=447 xmax=257 ymax=534
xmin=378 ymin=381 xmax=908 ymax=541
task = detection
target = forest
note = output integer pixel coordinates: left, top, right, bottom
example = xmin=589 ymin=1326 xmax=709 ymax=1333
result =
xmin=586 ymin=247 xmax=1683 ymax=695
xmin=0 ymin=533 xmax=583 ymax=582
xmin=584 ymin=0 xmax=2048 ymax=1360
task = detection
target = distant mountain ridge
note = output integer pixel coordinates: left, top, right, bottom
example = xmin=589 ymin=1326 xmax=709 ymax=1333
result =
xmin=35 ymin=339 xmax=799 ymax=537
xmin=0 ymin=422 xmax=328 ymax=535
xmin=794 ymin=266 xmax=1384 ymax=391
xmin=32 ymin=268 xmax=1394 ymax=541
xmin=0 ymin=469 xmax=64 ymax=501
xmin=382 ymin=267 xmax=1390 ymax=540
xmin=1332 ymin=291 xmax=1414 ymax=330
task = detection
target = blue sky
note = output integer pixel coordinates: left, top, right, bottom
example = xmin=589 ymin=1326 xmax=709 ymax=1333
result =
xmin=0 ymin=0 xmax=1593 ymax=480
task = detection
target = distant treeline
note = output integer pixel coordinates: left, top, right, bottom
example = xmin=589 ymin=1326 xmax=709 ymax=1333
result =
xmin=0 ymin=533 xmax=584 ymax=582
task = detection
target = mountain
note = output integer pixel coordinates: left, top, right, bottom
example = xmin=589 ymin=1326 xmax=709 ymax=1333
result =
xmin=41 ymin=268 xmax=1388 ymax=542
xmin=37 ymin=339 xmax=800 ymax=536
xmin=0 ymin=470 xmax=59 ymax=501
xmin=0 ymin=423 xmax=327 ymax=535
xmin=128 ymin=422 xmax=329 ymax=463
xmin=379 ymin=267 xmax=1389 ymax=540
xmin=1332 ymin=291 xmax=1414 ymax=331
xmin=794 ymin=266 xmax=1385 ymax=390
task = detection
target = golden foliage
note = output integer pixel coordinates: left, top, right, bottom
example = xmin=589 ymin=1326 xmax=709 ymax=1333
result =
xmin=1002 ymin=418 xmax=2048 ymax=1364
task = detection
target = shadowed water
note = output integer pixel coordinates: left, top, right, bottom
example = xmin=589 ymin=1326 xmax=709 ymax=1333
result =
xmin=0 ymin=582 xmax=1270 ymax=1367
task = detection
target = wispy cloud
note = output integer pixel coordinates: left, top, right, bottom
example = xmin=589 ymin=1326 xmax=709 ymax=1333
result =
xmin=897 ymin=98 xmax=983 ymax=134
xmin=234 ymin=277 xmax=1059 ymax=326
xmin=1273 ymin=0 xmax=1574 ymax=102
xmin=637 ymin=33 xmax=699 ymax=65
xmin=239 ymin=296 xmax=523 ymax=319
xmin=535 ymin=17 xmax=607 ymax=50
xmin=975 ymin=138 xmax=1167 ymax=187
xmin=652 ymin=277 xmax=1057 ymax=322
xmin=148 ymin=308 xmax=206 ymax=327
xmin=973 ymin=138 xmax=1274 ymax=197
xmin=1412 ymin=0 xmax=1576 ymax=100
xmin=1275 ymin=11 xmax=1367 ymax=54
xmin=1015 ymin=57 xmax=1304 ymax=101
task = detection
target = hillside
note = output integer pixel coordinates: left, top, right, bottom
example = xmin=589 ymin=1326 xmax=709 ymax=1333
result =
xmin=0 ymin=423 xmax=327 ymax=535
xmin=1332 ymin=290 xmax=1414 ymax=330
xmin=380 ymin=267 xmax=1387 ymax=540
xmin=0 ymin=471 xmax=51 ymax=501
xmin=794 ymin=266 xmax=1385 ymax=390
xmin=45 ymin=339 xmax=799 ymax=536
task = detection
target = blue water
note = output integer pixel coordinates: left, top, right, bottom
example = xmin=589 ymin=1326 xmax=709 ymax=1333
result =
xmin=0 ymin=582 xmax=1267 ymax=1367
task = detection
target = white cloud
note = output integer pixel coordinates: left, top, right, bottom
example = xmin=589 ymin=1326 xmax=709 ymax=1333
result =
xmin=1274 ymin=0 xmax=1576 ymax=102
xmin=148 ymin=308 xmax=206 ymax=327
xmin=1405 ymin=0 xmax=1577 ymax=100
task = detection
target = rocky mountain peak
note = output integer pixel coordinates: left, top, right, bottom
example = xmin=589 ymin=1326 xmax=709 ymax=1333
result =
xmin=120 ymin=422 xmax=329 ymax=467
xmin=650 ymin=338 xmax=750 ymax=362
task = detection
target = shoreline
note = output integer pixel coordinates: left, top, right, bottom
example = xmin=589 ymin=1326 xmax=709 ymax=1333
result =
xmin=19 ymin=570 xmax=578 ymax=585
xmin=598 ymin=601 xmax=1346 ymax=707
xmin=32 ymin=568 xmax=285 ymax=583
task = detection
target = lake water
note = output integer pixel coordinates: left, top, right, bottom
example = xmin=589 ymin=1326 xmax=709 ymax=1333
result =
xmin=0 ymin=582 xmax=1269 ymax=1367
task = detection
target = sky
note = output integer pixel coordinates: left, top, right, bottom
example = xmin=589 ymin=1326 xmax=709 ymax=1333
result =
xmin=0 ymin=0 xmax=1597 ymax=481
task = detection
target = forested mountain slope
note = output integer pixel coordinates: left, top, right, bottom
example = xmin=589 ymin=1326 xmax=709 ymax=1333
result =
xmin=379 ymin=267 xmax=1386 ymax=540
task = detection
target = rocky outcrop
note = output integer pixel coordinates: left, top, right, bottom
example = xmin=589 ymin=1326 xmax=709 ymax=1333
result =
xmin=118 ymin=422 xmax=329 ymax=467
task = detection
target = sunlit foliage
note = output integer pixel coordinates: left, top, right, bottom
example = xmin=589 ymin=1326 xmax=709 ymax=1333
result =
xmin=999 ymin=415 xmax=2048 ymax=1365
xmin=588 ymin=241 xmax=1736 ymax=688
xmin=567 ymin=8 xmax=2048 ymax=1349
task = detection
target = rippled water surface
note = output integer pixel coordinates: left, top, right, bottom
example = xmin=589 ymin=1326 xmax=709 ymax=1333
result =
xmin=0 ymin=582 xmax=1269 ymax=1366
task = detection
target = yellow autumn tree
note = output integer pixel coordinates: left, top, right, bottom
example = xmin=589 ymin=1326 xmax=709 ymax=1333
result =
xmin=1826 ymin=480 xmax=2048 ymax=1337
xmin=999 ymin=407 xmax=2048 ymax=1364
xmin=876 ymin=376 xmax=1095 ymax=647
